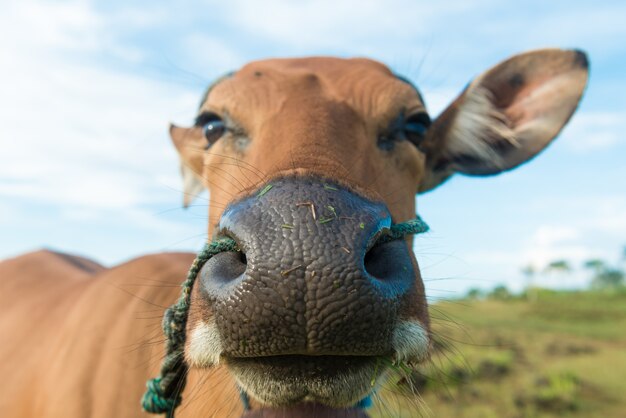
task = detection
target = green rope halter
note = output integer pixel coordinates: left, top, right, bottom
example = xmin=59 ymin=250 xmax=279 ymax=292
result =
xmin=142 ymin=216 xmax=429 ymax=417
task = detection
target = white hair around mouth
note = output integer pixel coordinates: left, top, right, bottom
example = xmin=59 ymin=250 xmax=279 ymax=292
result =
xmin=186 ymin=319 xmax=223 ymax=367
xmin=391 ymin=319 xmax=430 ymax=364
xmin=185 ymin=317 xmax=429 ymax=408
xmin=187 ymin=317 xmax=429 ymax=367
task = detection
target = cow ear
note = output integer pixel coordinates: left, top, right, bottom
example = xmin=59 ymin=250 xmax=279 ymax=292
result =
xmin=419 ymin=49 xmax=589 ymax=193
xmin=169 ymin=123 xmax=206 ymax=207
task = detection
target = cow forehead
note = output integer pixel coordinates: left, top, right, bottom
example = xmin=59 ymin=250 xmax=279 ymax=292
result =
xmin=240 ymin=56 xmax=394 ymax=75
xmin=202 ymin=57 xmax=425 ymax=119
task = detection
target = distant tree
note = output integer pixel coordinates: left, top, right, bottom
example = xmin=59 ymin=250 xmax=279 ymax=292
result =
xmin=544 ymin=260 xmax=572 ymax=274
xmin=591 ymin=269 xmax=625 ymax=290
xmin=521 ymin=264 xmax=538 ymax=302
xmin=583 ymin=257 xmax=625 ymax=290
xmin=489 ymin=285 xmax=511 ymax=300
xmin=583 ymin=259 xmax=606 ymax=273
xmin=466 ymin=288 xmax=483 ymax=300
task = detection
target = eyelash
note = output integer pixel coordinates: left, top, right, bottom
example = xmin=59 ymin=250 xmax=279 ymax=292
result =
xmin=378 ymin=112 xmax=431 ymax=150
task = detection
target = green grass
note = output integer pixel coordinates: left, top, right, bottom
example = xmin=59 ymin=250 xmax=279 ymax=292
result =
xmin=371 ymin=290 xmax=626 ymax=418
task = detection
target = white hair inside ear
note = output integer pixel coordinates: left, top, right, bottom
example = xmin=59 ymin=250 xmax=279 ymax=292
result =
xmin=181 ymin=162 xmax=205 ymax=208
xmin=419 ymin=48 xmax=589 ymax=193
xmin=447 ymin=85 xmax=519 ymax=173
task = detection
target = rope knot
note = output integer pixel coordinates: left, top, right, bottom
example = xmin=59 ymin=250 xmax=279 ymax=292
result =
xmin=379 ymin=216 xmax=429 ymax=244
xmin=162 ymin=306 xmax=185 ymax=342
xmin=142 ymin=377 xmax=181 ymax=414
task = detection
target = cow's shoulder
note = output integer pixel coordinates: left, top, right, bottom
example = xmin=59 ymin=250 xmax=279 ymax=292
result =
xmin=75 ymin=252 xmax=197 ymax=312
xmin=101 ymin=251 xmax=196 ymax=284
xmin=0 ymin=249 xmax=104 ymax=308
xmin=0 ymin=250 xmax=197 ymax=418
xmin=1 ymin=248 xmax=104 ymax=281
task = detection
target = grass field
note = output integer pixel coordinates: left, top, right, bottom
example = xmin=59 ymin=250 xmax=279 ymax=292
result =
xmin=371 ymin=289 xmax=626 ymax=417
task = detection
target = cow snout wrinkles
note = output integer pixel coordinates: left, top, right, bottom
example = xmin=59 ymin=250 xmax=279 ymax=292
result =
xmin=199 ymin=177 xmax=416 ymax=358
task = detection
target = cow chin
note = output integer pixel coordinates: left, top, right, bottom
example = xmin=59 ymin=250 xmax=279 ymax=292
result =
xmin=187 ymin=321 xmax=380 ymax=407
xmin=227 ymin=355 xmax=381 ymax=408
xmin=187 ymin=318 xmax=430 ymax=408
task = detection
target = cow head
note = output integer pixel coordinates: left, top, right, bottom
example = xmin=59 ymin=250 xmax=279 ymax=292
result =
xmin=169 ymin=49 xmax=587 ymax=413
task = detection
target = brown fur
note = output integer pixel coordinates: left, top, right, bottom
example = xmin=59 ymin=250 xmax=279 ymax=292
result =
xmin=0 ymin=49 xmax=587 ymax=417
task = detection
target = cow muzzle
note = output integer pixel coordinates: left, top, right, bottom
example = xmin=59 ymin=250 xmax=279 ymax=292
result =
xmin=189 ymin=177 xmax=426 ymax=407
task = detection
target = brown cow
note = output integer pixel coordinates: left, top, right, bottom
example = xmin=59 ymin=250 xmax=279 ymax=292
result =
xmin=0 ymin=49 xmax=588 ymax=417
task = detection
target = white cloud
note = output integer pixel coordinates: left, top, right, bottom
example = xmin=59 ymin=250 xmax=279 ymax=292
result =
xmin=0 ymin=0 xmax=163 ymax=63
xmin=4 ymin=0 xmax=102 ymax=51
xmin=0 ymin=60 xmax=197 ymax=208
xmin=0 ymin=0 xmax=211 ymax=255
xmin=216 ymin=0 xmax=485 ymax=53
xmin=181 ymin=33 xmax=248 ymax=76
xmin=561 ymin=111 xmax=625 ymax=152
xmin=521 ymin=230 xmax=588 ymax=271
xmin=509 ymin=6 xmax=626 ymax=55
xmin=531 ymin=225 xmax=581 ymax=248
xmin=0 ymin=0 xmax=202 ymax=210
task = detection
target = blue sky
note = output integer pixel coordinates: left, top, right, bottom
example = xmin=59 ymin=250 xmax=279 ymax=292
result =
xmin=1 ymin=0 xmax=625 ymax=298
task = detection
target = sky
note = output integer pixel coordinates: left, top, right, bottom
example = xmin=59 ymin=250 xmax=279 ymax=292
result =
xmin=1 ymin=0 xmax=625 ymax=299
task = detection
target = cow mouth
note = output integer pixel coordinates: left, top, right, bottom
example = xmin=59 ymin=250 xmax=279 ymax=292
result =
xmin=226 ymin=355 xmax=382 ymax=411
xmin=241 ymin=402 xmax=370 ymax=418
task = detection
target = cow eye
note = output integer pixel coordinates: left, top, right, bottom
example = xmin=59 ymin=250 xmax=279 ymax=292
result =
xmin=403 ymin=112 xmax=431 ymax=147
xmin=196 ymin=113 xmax=226 ymax=148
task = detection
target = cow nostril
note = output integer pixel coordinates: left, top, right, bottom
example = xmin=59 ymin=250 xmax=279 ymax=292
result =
xmin=364 ymin=242 xmax=388 ymax=279
xmin=363 ymin=239 xmax=412 ymax=283
xmin=237 ymin=250 xmax=247 ymax=266
xmin=202 ymin=248 xmax=248 ymax=285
